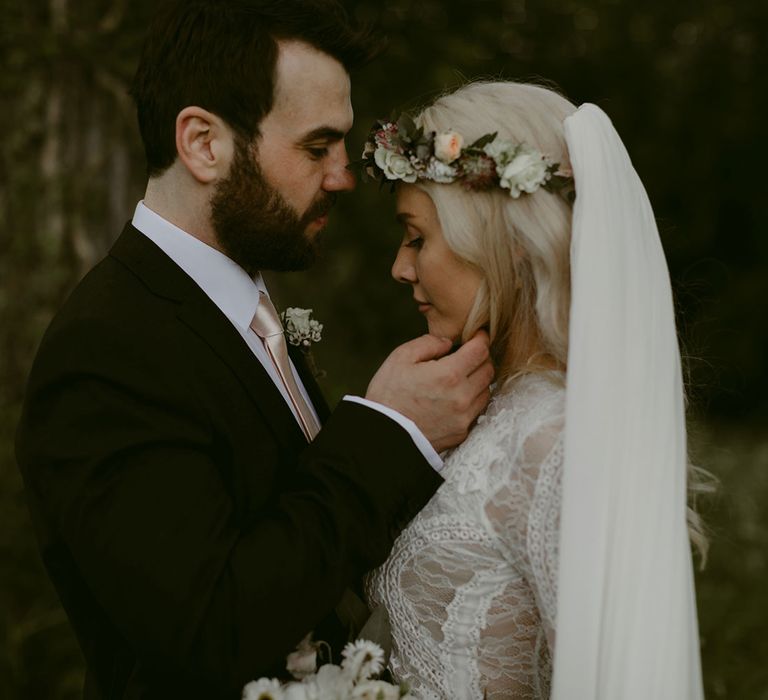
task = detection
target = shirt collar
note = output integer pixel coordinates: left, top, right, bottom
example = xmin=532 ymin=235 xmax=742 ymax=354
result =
xmin=132 ymin=201 xmax=266 ymax=330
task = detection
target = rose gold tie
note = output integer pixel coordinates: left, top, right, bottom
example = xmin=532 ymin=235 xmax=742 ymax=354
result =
xmin=250 ymin=292 xmax=321 ymax=441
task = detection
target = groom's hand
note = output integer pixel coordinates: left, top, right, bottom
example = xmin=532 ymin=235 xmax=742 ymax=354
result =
xmin=366 ymin=331 xmax=494 ymax=453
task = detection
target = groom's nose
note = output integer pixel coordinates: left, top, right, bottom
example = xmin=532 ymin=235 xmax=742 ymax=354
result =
xmin=322 ymin=143 xmax=355 ymax=192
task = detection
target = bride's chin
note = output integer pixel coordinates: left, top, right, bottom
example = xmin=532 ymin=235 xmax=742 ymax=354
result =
xmin=426 ymin=320 xmax=461 ymax=343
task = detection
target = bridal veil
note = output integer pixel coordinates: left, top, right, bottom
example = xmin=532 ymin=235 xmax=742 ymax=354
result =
xmin=553 ymin=104 xmax=704 ymax=699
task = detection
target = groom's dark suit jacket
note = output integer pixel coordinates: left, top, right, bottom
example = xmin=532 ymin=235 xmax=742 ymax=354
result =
xmin=16 ymin=224 xmax=442 ymax=699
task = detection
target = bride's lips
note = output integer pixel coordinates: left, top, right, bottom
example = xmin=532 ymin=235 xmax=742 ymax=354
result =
xmin=415 ymin=298 xmax=432 ymax=313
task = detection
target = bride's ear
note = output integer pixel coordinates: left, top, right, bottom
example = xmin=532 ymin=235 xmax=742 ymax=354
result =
xmin=175 ymin=106 xmax=234 ymax=184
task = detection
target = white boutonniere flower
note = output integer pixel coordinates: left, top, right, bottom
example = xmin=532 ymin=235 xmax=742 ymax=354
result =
xmin=280 ymin=307 xmax=325 ymax=379
xmin=280 ymin=308 xmax=323 ymax=348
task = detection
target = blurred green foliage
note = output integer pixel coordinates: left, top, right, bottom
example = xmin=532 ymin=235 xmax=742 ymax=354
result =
xmin=1 ymin=0 xmax=766 ymax=696
xmin=693 ymin=425 xmax=768 ymax=698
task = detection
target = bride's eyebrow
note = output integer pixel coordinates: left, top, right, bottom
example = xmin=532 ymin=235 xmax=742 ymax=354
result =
xmin=395 ymin=212 xmax=416 ymax=225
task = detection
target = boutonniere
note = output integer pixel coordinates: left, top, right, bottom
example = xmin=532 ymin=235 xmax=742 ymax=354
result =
xmin=280 ymin=307 xmax=325 ymax=379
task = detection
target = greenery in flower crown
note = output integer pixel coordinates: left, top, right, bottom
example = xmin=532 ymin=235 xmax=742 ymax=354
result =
xmin=354 ymin=113 xmax=574 ymax=199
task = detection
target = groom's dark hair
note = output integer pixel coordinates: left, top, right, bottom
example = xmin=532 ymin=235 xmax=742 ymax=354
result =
xmin=131 ymin=0 xmax=379 ymax=177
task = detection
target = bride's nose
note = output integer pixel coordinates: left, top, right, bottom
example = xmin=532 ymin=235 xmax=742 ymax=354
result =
xmin=391 ymin=248 xmax=417 ymax=284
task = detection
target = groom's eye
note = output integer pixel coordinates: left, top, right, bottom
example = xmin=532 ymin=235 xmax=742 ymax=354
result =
xmin=306 ymin=145 xmax=329 ymax=160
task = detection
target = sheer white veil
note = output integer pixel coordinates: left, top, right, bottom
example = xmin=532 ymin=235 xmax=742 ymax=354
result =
xmin=552 ymin=104 xmax=704 ymax=699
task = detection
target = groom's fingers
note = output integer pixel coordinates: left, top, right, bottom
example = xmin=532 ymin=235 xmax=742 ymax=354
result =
xmin=466 ymin=357 xmax=495 ymax=397
xmin=439 ymin=330 xmax=492 ymax=378
xmin=395 ymin=334 xmax=454 ymax=364
xmin=365 ymin=329 xmax=494 ymax=451
xmin=461 ymin=353 xmax=494 ymax=421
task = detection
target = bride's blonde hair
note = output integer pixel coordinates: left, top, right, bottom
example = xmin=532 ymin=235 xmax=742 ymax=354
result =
xmin=412 ymin=80 xmax=712 ymax=563
xmin=414 ymin=81 xmax=576 ymax=381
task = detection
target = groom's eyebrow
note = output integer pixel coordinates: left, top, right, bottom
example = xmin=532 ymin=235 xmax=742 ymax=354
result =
xmin=300 ymin=127 xmax=346 ymax=143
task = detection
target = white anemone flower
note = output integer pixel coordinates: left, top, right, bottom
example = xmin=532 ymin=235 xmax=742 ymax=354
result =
xmin=350 ymin=680 xmax=401 ymax=700
xmin=341 ymin=640 xmax=386 ymax=683
xmin=242 ymin=677 xmax=285 ymax=700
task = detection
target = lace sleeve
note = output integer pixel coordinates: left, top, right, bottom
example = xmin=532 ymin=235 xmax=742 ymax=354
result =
xmin=482 ymin=380 xmax=565 ymax=654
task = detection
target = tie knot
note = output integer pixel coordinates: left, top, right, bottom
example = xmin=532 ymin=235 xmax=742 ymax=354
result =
xmin=250 ymin=292 xmax=284 ymax=339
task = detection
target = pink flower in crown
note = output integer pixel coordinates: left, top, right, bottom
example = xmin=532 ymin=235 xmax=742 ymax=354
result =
xmin=374 ymin=123 xmax=400 ymax=152
xmin=434 ymin=131 xmax=464 ymax=164
xmin=459 ymin=153 xmax=498 ymax=191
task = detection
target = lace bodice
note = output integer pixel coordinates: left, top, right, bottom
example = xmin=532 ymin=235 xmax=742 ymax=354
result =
xmin=366 ymin=373 xmax=565 ymax=699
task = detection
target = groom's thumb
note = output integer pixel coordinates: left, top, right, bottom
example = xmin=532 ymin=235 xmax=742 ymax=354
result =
xmin=398 ymin=334 xmax=454 ymax=364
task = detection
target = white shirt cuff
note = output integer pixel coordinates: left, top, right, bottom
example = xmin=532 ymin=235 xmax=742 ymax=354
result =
xmin=342 ymin=396 xmax=444 ymax=472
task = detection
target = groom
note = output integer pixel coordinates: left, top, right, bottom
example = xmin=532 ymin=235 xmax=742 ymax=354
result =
xmin=15 ymin=1 xmax=493 ymax=698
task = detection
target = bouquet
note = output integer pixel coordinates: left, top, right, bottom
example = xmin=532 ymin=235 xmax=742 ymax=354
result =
xmin=243 ymin=637 xmax=415 ymax=700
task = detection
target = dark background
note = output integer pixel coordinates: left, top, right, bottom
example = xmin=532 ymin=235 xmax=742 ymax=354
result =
xmin=1 ymin=0 xmax=766 ymax=697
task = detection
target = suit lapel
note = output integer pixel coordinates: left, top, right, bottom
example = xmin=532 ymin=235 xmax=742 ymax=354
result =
xmin=177 ymin=297 xmax=309 ymax=449
xmin=110 ymin=224 xmax=308 ymax=451
xmin=288 ymin=344 xmax=331 ymax=423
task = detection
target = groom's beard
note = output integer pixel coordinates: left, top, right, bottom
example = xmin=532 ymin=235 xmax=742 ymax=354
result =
xmin=211 ymin=139 xmax=336 ymax=275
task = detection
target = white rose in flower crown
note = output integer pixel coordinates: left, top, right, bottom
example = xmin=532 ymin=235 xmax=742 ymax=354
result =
xmin=374 ymin=147 xmax=417 ymax=183
xmin=483 ymin=137 xmax=516 ymax=165
xmin=499 ymin=147 xmax=550 ymax=198
xmin=433 ymin=130 xmax=464 ymax=163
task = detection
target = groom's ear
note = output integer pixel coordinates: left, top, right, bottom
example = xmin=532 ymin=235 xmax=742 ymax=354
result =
xmin=175 ymin=106 xmax=234 ymax=184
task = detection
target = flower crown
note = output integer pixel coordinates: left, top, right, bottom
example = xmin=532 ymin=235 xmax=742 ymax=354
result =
xmin=357 ymin=113 xmax=573 ymax=198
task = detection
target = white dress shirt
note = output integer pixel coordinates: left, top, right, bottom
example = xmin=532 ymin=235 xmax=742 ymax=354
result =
xmin=132 ymin=202 xmax=442 ymax=471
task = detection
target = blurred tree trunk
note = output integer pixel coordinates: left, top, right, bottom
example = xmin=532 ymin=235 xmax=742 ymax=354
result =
xmin=0 ymin=1 xmax=150 ymax=696
xmin=1 ymin=0 xmax=146 ymax=404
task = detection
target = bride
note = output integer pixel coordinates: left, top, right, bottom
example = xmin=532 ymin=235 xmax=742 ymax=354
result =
xmin=362 ymin=82 xmax=707 ymax=699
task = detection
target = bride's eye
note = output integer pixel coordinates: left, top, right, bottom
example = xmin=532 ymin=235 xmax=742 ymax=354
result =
xmin=405 ymin=236 xmax=424 ymax=250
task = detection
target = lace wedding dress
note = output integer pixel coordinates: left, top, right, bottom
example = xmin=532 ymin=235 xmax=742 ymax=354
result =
xmin=366 ymin=372 xmax=565 ymax=699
